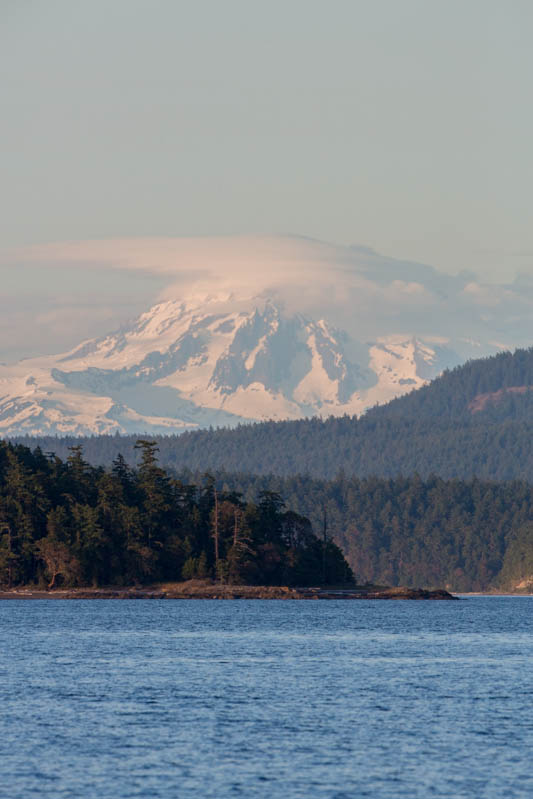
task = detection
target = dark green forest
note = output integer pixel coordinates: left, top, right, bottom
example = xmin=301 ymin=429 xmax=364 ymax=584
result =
xmin=5 ymin=347 xmax=533 ymax=592
xmin=13 ymin=348 xmax=533 ymax=481
xmin=2 ymin=439 xmax=533 ymax=592
xmin=0 ymin=440 xmax=350 ymax=590
xmin=171 ymin=469 xmax=533 ymax=592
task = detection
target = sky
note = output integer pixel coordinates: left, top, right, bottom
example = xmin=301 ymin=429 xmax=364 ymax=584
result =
xmin=1 ymin=0 xmax=533 ymax=360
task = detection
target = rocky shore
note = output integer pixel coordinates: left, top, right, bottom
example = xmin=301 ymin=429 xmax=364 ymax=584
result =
xmin=0 ymin=580 xmax=458 ymax=600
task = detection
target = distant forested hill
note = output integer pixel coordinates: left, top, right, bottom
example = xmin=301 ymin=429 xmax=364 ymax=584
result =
xmin=2 ymin=437 xmax=533 ymax=591
xmin=7 ymin=349 xmax=533 ymax=592
xmin=176 ymin=468 xmax=533 ymax=593
xmin=13 ymin=347 xmax=533 ymax=481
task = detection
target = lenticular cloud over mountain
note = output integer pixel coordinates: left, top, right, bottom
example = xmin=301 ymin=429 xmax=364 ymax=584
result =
xmin=2 ymin=235 xmax=533 ymax=436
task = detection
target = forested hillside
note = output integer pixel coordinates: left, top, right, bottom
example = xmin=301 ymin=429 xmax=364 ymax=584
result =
xmin=13 ymin=347 xmax=533 ymax=481
xmin=6 ymin=348 xmax=533 ymax=593
xmin=178 ymin=469 xmax=533 ymax=592
xmin=367 ymin=345 xmax=533 ymax=422
xmin=0 ymin=441 xmax=350 ymax=590
xmin=2 ymin=439 xmax=533 ymax=592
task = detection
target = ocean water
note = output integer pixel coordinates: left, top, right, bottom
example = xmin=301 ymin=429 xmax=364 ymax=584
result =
xmin=1 ymin=597 xmax=532 ymax=799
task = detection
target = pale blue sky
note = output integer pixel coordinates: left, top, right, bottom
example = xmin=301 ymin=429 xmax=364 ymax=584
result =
xmin=2 ymin=0 xmax=533 ymax=282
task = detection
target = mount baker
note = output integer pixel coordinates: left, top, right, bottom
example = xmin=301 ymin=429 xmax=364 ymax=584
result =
xmin=0 ymin=294 xmax=454 ymax=435
xmin=1 ymin=235 xmax=529 ymax=436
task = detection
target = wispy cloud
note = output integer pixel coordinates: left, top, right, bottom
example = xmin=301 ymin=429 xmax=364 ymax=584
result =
xmin=2 ymin=235 xmax=533 ymax=362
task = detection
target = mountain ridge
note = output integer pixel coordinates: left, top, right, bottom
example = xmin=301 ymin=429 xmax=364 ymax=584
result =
xmin=4 ymin=236 xmax=533 ymax=435
xmin=0 ymin=293 xmax=455 ymax=436
xmin=5 ymin=233 xmax=533 ymax=436
xmin=11 ymin=345 xmax=533 ymax=484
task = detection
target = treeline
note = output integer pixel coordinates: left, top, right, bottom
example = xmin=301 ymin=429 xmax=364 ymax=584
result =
xmin=13 ymin=416 xmax=533 ymax=482
xmin=12 ymin=348 xmax=533 ymax=481
xmin=2 ymin=437 xmax=533 ymax=592
xmin=0 ymin=440 xmax=351 ymax=590
xmin=174 ymin=469 xmax=533 ymax=592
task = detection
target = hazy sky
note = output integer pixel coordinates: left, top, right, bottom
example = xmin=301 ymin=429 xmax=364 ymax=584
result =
xmin=2 ymin=0 xmax=533 ymax=281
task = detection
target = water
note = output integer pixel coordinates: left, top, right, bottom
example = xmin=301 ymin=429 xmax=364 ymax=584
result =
xmin=1 ymin=598 xmax=532 ymax=799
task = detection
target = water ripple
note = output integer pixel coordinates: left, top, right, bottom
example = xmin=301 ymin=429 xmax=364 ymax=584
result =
xmin=0 ymin=597 xmax=532 ymax=799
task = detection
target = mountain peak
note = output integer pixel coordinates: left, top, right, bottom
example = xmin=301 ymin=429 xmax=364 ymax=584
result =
xmin=0 ymin=292 xmax=454 ymax=436
xmin=3 ymin=234 xmax=531 ymax=436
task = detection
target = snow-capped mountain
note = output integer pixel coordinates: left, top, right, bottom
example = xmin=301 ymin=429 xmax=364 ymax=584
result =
xmin=0 ymin=293 xmax=456 ymax=436
xmin=2 ymin=234 xmax=533 ymax=436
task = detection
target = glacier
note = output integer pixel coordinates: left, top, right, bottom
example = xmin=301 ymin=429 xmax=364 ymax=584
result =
xmin=0 ymin=294 xmax=458 ymax=435
xmin=2 ymin=234 xmax=532 ymax=436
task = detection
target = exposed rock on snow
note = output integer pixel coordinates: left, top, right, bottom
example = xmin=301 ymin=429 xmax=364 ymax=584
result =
xmin=0 ymin=295 xmax=456 ymax=435
xmin=3 ymin=233 xmax=525 ymax=436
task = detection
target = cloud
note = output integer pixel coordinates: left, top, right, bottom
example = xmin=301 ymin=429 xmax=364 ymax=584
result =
xmin=1 ymin=234 xmax=439 ymax=316
xmin=3 ymin=235 xmax=336 ymax=285
xmin=462 ymin=281 xmax=502 ymax=306
xmin=2 ymin=234 xmax=533 ymax=363
xmin=0 ymin=302 xmax=137 ymax=365
xmin=389 ymin=280 xmax=427 ymax=295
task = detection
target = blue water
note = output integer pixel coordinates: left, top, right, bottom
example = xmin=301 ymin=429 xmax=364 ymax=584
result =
xmin=1 ymin=598 xmax=532 ymax=799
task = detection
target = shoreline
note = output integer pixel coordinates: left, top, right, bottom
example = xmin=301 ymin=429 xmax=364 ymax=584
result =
xmin=457 ymin=592 xmax=533 ymax=597
xmin=0 ymin=581 xmax=458 ymax=601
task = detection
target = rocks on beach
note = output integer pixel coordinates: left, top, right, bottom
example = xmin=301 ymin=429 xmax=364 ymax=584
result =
xmin=0 ymin=580 xmax=458 ymax=600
